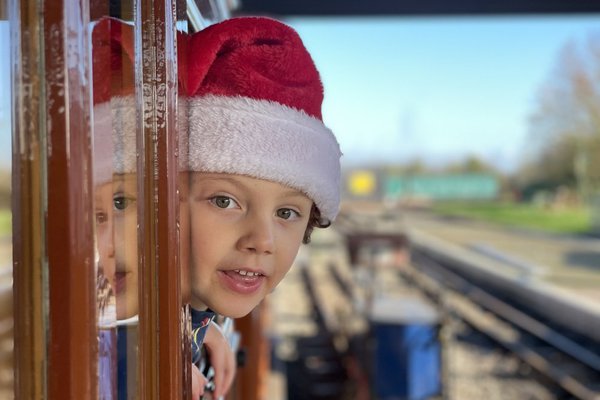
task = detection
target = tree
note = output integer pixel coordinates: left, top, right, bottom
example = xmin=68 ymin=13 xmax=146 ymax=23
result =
xmin=443 ymin=154 xmax=498 ymax=175
xmin=521 ymin=31 xmax=600 ymax=201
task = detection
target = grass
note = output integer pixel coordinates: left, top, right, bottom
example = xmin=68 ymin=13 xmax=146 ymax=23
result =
xmin=0 ymin=209 xmax=11 ymax=236
xmin=432 ymin=201 xmax=592 ymax=235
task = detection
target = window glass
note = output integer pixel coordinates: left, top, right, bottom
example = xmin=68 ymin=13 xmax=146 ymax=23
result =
xmin=0 ymin=11 xmax=13 ymax=400
xmin=90 ymin=4 xmax=139 ymax=398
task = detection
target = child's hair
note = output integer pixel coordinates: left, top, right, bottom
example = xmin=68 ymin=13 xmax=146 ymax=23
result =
xmin=303 ymin=205 xmax=331 ymax=244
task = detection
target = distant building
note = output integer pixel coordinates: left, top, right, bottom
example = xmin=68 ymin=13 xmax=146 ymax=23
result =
xmin=384 ymin=173 xmax=500 ymax=201
xmin=342 ymin=170 xmax=500 ymax=203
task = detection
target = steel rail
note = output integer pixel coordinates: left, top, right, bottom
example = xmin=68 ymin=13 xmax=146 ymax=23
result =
xmin=409 ymin=248 xmax=600 ymax=400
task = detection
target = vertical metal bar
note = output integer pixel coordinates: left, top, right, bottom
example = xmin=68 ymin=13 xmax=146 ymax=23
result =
xmin=11 ymin=0 xmax=47 ymax=397
xmin=43 ymin=0 xmax=97 ymax=398
xmin=12 ymin=0 xmax=97 ymax=398
xmin=136 ymin=0 xmax=182 ymax=398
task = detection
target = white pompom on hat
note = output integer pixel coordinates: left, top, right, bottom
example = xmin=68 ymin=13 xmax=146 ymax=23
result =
xmin=180 ymin=17 xmax=342 ymax=221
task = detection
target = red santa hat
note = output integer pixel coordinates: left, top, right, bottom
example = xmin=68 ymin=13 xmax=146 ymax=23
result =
xmin=91 ymin=17 xmax=137 ymax=185
xmin=180 ymin=17 xmax=342 ymax=221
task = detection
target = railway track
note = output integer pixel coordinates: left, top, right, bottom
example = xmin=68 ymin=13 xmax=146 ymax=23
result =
xmin=332 ymin=206 xmax=600 ymax=399
xmin=407 ymin=248 xmax=600 ymax=400
xmin=284 ymin=265 xmax=350 ymax=400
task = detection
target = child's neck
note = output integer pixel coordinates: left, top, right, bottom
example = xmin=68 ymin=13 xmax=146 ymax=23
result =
xmin=190 ymin=298 xmax=208 ymax=311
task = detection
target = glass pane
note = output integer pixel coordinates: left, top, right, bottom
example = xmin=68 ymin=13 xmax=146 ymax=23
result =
xmin=0 ymin=8 xmax=13 ymax=399
xmin=90 ymin=5 xmax=138 ymax=398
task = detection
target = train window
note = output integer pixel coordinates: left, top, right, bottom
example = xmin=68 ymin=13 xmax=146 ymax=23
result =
xmin=11 ymin=0 xmax=190 ymax=397
xmin=91 ymin=8 xmax=141 ymax=398
xmin=90 ymin=0 xmax=188 ymax=397
xmin=9 ymin=2 xmax=600 ymax=399
xmin=9 ymin=0 xmax=248 ymax=398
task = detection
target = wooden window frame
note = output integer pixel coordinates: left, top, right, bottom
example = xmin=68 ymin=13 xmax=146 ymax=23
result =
xmin=12 ymin=0 xmax=183 ymax=398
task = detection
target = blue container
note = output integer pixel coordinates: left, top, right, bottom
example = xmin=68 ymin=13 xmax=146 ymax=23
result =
xmin=370 ymin=296 xmax=442 ymax=400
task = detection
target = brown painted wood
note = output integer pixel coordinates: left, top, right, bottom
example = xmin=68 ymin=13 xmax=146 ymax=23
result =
xmin=43 ymin=1 xmax=97 ymax=398
xmin=137 ymin=0 xmax=183 ymax=398
xmin=11 ymin=0 xmax=47 ymax=398
xmin=13 ymin=0 xmax=97 ymax=398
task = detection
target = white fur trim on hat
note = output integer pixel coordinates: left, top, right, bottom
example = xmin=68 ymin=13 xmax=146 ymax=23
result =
xmin=93 ymin=96 xmax=191 ymax=185
xmin=93 ymin=96 xmax=137 ymax=184
xmin=187 ymin=95 xmax=342 ymax=221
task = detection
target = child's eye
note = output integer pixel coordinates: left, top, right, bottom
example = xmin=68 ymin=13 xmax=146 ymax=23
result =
xmin=95 ymin=211 xmax=108 ymax=225
xmin=210 ymin=195 xmax=238 ymax=209
xmin=113 ymin=195 xmax=134 ymax=211
xmin=276 ymin=208 xmax=300 ymax=220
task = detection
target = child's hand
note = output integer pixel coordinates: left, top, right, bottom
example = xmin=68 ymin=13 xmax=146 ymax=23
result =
xmin=203 ymin=321 xmax=237 ymax=398
xmin=191 ymin=363 xmax=207 ymax=399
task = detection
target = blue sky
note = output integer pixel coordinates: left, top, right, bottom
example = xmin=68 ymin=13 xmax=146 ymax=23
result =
xmin=1 ymin=15 xmax=600 ymax=172
xmin=286 ymin=15 xmax=600 ymax=171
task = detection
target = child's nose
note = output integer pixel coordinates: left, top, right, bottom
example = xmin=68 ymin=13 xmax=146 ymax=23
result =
xmin=237 ymin=214 xmax=275 ymax=254
xmin=107 ymin=226 xmax=116 ymax=258
xmin=97 ymin=224 xmax=115 ymax=259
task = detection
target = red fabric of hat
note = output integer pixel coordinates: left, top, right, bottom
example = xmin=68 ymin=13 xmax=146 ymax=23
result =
xmin=91 ymin=17 xmax=137 ymax=184
xmin=182 ymin=17 xmax=324 ymax=119
xmin=182 ymin=17 xmax=342 ymax=221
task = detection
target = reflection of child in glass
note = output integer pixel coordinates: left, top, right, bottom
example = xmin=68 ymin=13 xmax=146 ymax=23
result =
xmin=91 ymin=17 xmax=235 ymax=399
xmin=179 ymin=16 xmax=341 ymax=324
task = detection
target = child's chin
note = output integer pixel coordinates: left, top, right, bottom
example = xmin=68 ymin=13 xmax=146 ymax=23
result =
xmin=209 ymin=301 xmax=256 ymax=319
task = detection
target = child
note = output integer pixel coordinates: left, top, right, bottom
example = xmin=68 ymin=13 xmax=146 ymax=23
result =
xmin=179 ymin=17 xmax=342 ymax=320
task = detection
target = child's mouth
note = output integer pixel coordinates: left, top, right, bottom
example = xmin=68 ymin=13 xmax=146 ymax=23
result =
xmin=219 ymin=269 xmax=265 ymax=294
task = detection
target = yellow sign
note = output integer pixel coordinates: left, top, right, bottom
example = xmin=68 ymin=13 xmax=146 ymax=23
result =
xmin=348 ymin=171 xmax=376 ymax=196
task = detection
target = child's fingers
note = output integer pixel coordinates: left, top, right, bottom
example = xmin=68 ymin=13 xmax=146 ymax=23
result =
xmin=210 ymin=353 xmax=225 ymax=398
xmin=222 ymin=344 xmax=237 ymax=394
xmin=211 ymin=346 xmax=237 ymax=398
xmin=192 ymin=364 xmax=207 ymax=399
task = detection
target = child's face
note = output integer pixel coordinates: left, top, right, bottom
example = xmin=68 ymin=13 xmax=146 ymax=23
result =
xmin=187 ymin=172 xmax=313 ymax=318
xmin=94 ymin=174 xmax=139 ymax=320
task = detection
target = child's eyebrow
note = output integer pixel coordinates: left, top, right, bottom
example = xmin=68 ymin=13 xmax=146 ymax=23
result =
xmin=111 ymin=174 xmax=137 ymax=194
xmin=195 ymin=175 xmax=244 ymax=188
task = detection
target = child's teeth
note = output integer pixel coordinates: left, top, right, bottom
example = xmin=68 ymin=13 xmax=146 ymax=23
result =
xmin=233 ymin=269 xmax=261 ymax=277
